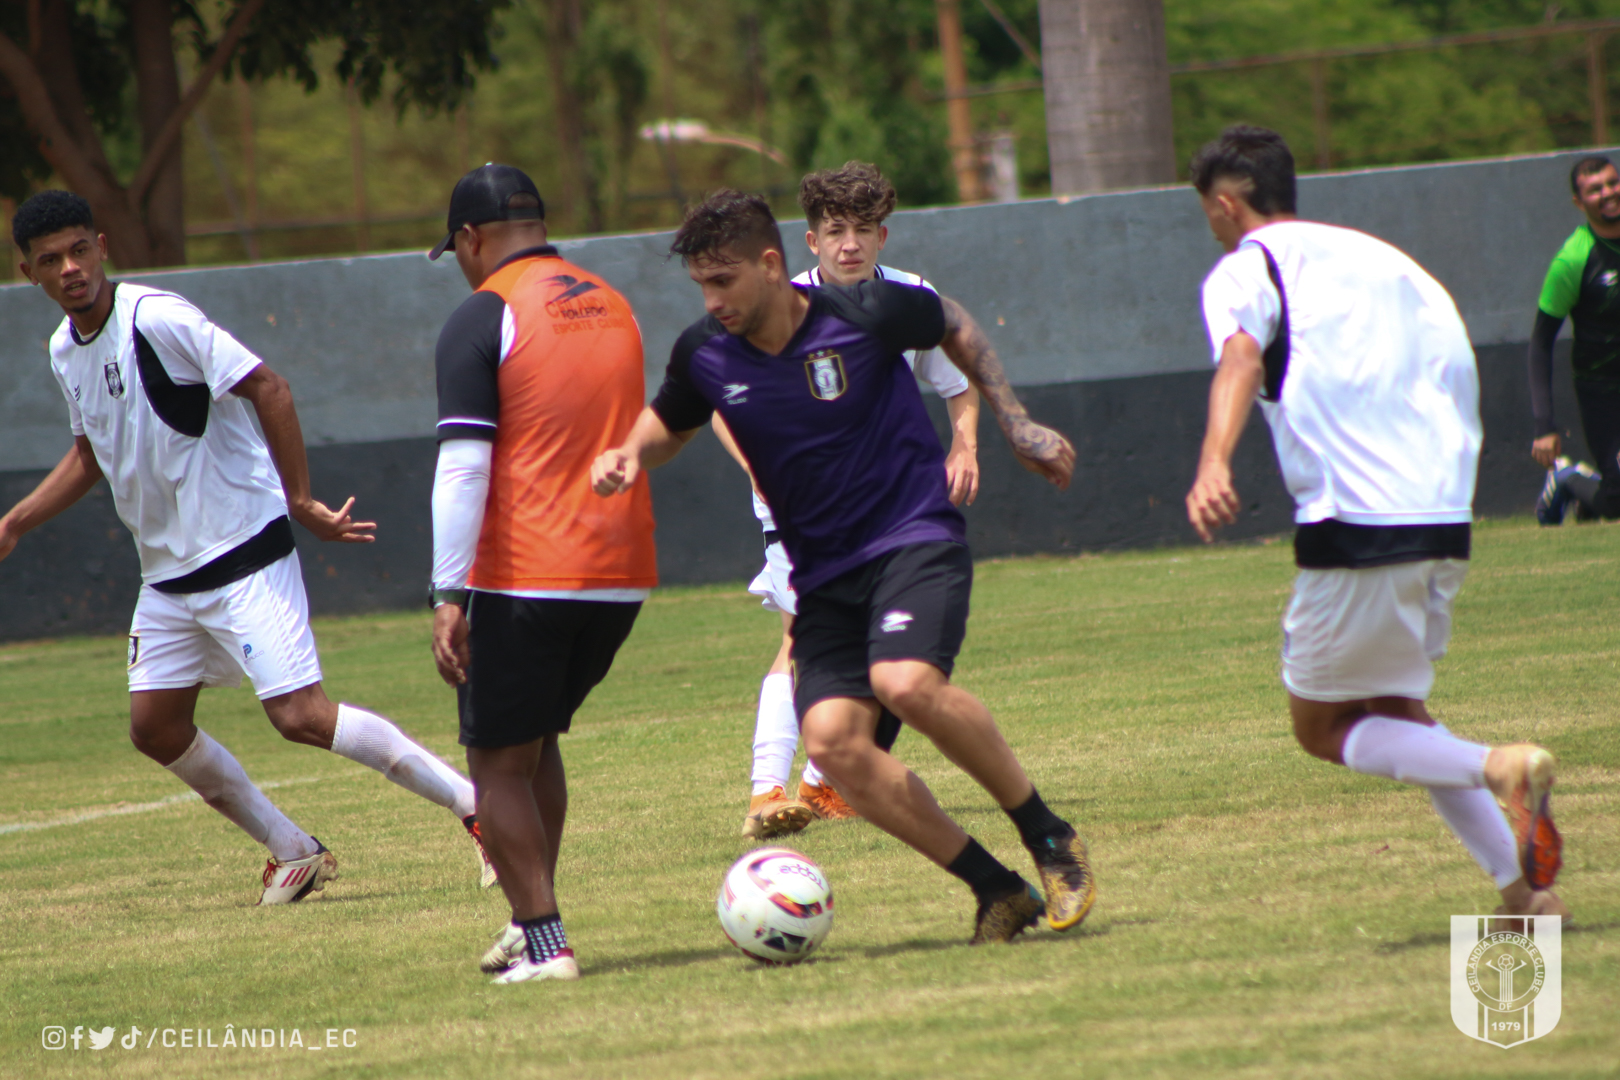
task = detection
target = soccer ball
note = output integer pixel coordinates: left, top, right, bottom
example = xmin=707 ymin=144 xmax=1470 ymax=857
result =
xmin=716 ymin=847 xmax=834 ymax=964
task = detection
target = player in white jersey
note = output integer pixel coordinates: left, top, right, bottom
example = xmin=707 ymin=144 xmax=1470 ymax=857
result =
xmin=0 ymin=191 xmax=494 ymax=904
xmin=713 ymin=161 xmax=982 ymax=838
xmin=1184 ymin=127 xmax=1569 ymax=923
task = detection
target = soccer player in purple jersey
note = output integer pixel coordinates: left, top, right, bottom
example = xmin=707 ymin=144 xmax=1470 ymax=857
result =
xmin=591 ymin=190 xmax=1096 ymax=943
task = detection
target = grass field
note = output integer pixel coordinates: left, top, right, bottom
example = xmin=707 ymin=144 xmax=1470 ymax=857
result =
xmin=2 ymin=517 xmax=1616 ymax=1079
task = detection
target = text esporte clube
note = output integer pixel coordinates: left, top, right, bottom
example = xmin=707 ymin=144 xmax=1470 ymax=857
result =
xmin=41 ymin=1024 xmax=357 ymax=1051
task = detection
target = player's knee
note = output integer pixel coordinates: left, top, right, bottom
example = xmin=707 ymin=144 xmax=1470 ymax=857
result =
xmin=267 ymin=705 xmax=330 ymax=748
xmin=869 ymin=669 xmax=938 ymax=722
xmin=1290 ymin=716 xmax=1343 ymax=763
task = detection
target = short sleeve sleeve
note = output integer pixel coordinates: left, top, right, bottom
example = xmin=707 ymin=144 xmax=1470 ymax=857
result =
xmin=1538 ymin=228 xmax=1591 ymax=320
xmin=435 ymin=290 xmax=508 ymax=442
xmin=1201 ymin=246 xmax=1281 ymax=365
xmin=911 ymin=347 xmax=970 ymax=397
xmin=904 ymin=277 xmax=970 ymax=396
xmin=50 ymin=358 xmax=84 ymax=436
xmin=650 ymin=322 xmax=718 ymax=432
xmin=133 ymin=293 xmax=263 ymax=399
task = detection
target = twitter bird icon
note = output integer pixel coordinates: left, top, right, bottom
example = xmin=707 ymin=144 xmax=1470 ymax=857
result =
xmin=87 ymin=1026 xmax=115 ymax=1050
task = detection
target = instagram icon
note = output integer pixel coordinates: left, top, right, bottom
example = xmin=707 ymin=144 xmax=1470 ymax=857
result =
xmin=41 ymin=1027 xmax=67 ymax=1050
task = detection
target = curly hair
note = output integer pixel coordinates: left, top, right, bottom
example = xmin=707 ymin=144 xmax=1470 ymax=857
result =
xmin=798 ymin=161 xmax=897 ymax=229
xmin=669 ymin=188 xmax=784 ymax=265
xmin=13 ymin=190 xmax=95 ymax=255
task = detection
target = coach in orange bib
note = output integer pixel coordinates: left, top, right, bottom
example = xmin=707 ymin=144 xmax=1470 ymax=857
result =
xmin=426 ymin=165 xmax=656 ymax=984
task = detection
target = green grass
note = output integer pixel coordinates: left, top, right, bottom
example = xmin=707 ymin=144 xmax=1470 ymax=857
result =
xmin=1 ymin=517 xmax=1616 ymax=1079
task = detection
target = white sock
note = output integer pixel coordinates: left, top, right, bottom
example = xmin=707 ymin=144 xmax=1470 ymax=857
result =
xmin=167 ymin=730 xmax=316 ymax=862
xmin=1429 ymin=786 xmax=1523 ymax=888
xmin=331 ymin=704 xmax=476 ymax=820
xmin=751 ymin=674 xmax=798 ymax=796
xmin=1341 ymin=718 xmax=1488 ymax=789
xmin=801 ymin=756 xmax=826 ymax=789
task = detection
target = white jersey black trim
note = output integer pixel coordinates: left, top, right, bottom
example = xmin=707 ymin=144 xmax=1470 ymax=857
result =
xmin=133 ymin=292 xmax=211 ymax=437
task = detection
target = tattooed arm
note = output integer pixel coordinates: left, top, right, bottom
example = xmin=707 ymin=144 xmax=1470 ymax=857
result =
xmin=937 ymin=295 xmax=1076 ymax=490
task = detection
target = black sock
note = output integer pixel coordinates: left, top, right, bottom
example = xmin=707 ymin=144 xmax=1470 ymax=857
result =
xmin=519 ymin=913 xmax=568 ymax=964
xmin=945 ymin=837 xmax=1025 ymax=905
xmin=1006 ymin=788 xmax=1072 ymax=850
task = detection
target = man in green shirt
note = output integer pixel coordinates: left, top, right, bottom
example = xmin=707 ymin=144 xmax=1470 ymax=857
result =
xmin=1529 ymin=155 xmax=1620 ymax=523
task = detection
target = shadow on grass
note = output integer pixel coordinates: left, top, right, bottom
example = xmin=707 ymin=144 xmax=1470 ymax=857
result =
xmin=598 ymin=945 xmax=741 ymax=972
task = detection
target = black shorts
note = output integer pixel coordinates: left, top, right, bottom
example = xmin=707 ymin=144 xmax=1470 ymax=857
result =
xmin=458 ymin=593 xmax=641 ymax=749
xmin=790 ymin=541 xmax=971 ymax=719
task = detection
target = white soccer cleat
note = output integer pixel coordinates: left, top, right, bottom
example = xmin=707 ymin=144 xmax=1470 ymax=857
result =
xmin=258 ymin=840 xmax=339 ymax=905
xmin=479 ymin=923 xmax=526 ymax=974
xmin=490 ymin=949 xmax=580 ymax=984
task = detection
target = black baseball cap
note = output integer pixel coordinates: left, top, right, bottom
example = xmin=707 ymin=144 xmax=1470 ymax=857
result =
xmin=429 ymin=164 xmax=546 ymax=260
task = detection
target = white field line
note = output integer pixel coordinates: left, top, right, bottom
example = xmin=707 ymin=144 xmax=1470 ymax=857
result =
xmin=0 ymin=776 xmax=327 ymax=836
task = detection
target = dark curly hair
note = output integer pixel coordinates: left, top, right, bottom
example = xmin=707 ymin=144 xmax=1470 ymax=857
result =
xmin=798 ymin=161 xmax=897 ymax=229
xmin=13 ymin=190 xmax=95 ymax=256
xmin=1189 ymin=125 xmax=1296 ymax=215
xmin=669 ymin=189 xmax=784 ymax=265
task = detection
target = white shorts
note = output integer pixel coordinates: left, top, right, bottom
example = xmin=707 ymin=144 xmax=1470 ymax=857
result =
xmin=746 ymin=540 xmax=798 ymax=616
xmin=127 ymin=552 xmax=323 ymax=700
xmin=1281 ymin=559 xmax=1466 ymax=702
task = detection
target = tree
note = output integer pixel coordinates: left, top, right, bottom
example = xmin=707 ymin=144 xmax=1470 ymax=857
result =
xmin=761 ymin=0 xmax=953 ymax=207
xmin=0 ymin=0 xmax=507 ymax=268
xmin=1039 ymin=0 xmax=1175 ymax=194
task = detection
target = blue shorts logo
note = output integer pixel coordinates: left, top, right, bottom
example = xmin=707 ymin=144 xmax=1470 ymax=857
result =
xmin=242 ymin=643 xmax=254 ymax=660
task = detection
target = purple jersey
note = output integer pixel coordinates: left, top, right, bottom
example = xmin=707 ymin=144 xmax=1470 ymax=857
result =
xmin=652 ymin=280 xmax=966 ymax=596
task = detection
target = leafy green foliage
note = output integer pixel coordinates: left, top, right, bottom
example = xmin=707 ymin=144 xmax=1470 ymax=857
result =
xmin=228 ymin=0 xmax=509 ymax=115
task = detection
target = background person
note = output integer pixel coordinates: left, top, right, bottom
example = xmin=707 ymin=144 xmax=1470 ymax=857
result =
xmin=1186 ymin=126 xmax=1568 ymax=923
xmin=1527 ymin=155 xmax=1620 ymax=524
xmin=592 ymin=190 xmax=1096 ymax=944
xmin=427 ymin=165 xmax=657 ymax=984
xmin=717 ymin=160 xmax=984 ymax=839
xmin=0 ymin=190 xmax=489 ymax=906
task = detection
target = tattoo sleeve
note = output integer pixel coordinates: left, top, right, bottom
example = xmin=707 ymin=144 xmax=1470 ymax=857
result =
xmin=938 ymin=296 xmax=1066 ymax=463
xmin=939 ymin=297 xmax=1028 ymax=428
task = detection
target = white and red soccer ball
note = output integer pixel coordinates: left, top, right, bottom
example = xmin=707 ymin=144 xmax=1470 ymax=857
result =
xmin=716 ymin=847 xmax=834 ymax=964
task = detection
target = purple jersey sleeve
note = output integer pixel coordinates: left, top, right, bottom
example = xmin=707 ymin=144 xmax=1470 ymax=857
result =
xmin=651 ymin=319 xmax=723 ymax=432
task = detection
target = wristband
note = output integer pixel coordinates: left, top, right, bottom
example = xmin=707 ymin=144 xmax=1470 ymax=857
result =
xmin=430 ymin=587 xmax=470 ymax=610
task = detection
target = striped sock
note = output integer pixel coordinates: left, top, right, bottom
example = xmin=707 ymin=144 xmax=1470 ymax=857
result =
xmin=520 ymin=914 xmax=569 ymax=965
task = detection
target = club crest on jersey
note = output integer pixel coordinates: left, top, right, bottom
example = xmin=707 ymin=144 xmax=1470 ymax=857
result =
xmin=804 ymin=350 xmax=847 ymax=401
xmin=1602 ymin=269 xmax=1619 ymax=288
xmin=103 ymin=362 xmax=125 ymax=399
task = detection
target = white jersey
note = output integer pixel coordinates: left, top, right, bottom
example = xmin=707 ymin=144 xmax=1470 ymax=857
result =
xmin=49 ymin=283 xmax=288 ymax=584
xmin=760 ymin=263 xmax=970 ymax=532
xmin=1201 ymin=221 xmax=1480 ymax=526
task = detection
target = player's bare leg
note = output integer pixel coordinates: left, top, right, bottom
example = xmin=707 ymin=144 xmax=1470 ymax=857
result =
xmin=869 ymin=660 xmax=1095 ymax=930
xmin=468 ymin=736 xmax=579 ymax=982
xmin=803 ymin=693 xmax=1091 ymax=940
xmin=1290 ymin=693 xmax=1568 ymax=921
xmin=467 ymin=738 xmax=559 ymax=918
xmin=801 ymin=696 xmax=969 ymax=865
xmin=131 ymin=685 xmax=333 ymax=902
xmin=869 ymin=660 xmax=1031 ymax=808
